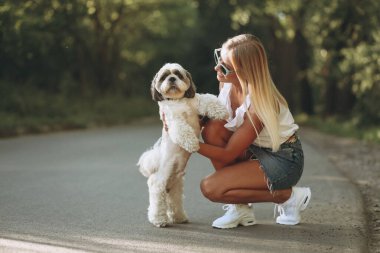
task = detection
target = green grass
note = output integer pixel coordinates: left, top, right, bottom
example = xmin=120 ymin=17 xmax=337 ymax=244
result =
xmin=0 ymin=93 xmax=158 ymax=137
xmin=296 ymin=113 xmax=380 ymax=144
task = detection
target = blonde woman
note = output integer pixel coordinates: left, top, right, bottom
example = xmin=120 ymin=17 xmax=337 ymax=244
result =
xmin=198 ymin=34 xmax=311 ymax=228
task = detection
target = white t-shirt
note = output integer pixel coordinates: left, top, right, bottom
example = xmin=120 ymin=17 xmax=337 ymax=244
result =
xmin=218 ymin=83 xmax=299 ymax=148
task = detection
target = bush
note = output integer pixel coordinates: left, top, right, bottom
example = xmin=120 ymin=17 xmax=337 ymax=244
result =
xmin=0 ymin=83 xmax=157 ymax=137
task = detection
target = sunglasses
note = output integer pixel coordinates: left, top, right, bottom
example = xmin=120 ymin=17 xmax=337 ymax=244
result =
xmin=214 ymin=48 xmax=234 ymax=76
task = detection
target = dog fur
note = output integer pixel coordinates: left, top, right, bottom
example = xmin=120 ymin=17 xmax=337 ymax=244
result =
xmin=137 ymin=63 xmax=228 ymax=227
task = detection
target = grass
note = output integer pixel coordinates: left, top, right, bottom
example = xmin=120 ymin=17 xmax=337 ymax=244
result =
xmin=0 ymin=93 xmax=158 ymax=137
xmin=296 ymin=113 xmax=380 ymax=144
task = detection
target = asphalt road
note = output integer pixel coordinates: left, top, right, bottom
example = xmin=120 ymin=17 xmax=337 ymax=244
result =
xmin=0 ymin=122 xmax=368 ymax=252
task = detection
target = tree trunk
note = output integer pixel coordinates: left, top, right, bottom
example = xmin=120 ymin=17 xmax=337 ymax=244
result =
xmin=294 ymin=30 xmax=314 ymax=114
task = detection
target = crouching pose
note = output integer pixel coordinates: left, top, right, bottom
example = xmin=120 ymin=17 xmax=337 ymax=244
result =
xmin=197 ymin=34 xmax=311 ymax=229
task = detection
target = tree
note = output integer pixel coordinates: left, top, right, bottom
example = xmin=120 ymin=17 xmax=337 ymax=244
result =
xmin=225 ymin=0 xmax=379 ymax=125
xmin=0 ymin=0 xmax=198 ymax=96
xmin=305 ymin=0 xmax=380 ymax=125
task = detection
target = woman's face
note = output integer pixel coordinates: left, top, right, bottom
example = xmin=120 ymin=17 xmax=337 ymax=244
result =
xmin=214 ymin=47 xmax=239 ymax=84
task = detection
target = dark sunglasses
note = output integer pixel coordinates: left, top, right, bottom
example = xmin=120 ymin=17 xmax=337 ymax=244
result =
xmin=214 ymin=48 xmax=234 ymax=76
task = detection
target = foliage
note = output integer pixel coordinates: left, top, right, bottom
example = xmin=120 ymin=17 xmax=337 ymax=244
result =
xmin=303 ymin=0 xmax=380 ymax=124
xmin=0 ymin=0 xmax=198 ymax=96
xmin=226 ymin=0 xmax=380 ymax=125
xmin=297 ymin=114 xmax=380 ymax=143
xmin=0 ymin=0 xmax=379 ymax=137
xmin=0 ymin=82 xmax=157 ymax=137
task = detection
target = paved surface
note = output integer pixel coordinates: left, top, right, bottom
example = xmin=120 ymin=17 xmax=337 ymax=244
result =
xmin=0 ymin=123 xmax=368 ymax=252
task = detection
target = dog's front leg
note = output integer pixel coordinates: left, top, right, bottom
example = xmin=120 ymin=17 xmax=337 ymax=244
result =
xmin=166 ymin=176 xmax=188 ymax=224
xmin=147 ymin=174 xmax=168 ymax=227
xmin=196 ymin=94 xmax=229 ymax=120
xmin=168 ymin=118 xmax=199 ymax=153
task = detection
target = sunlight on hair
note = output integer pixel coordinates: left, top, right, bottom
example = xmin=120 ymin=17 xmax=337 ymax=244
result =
xmin=223 ymin=34 xmax=288 ymax=151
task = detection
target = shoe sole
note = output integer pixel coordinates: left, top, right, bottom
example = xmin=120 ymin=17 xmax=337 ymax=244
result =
xmin=212 ymin=217 xmax=257 ymax=229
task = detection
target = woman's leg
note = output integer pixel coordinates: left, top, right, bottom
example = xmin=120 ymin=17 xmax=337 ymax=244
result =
xmin=201 ymin=119 xmax=291 ymax=204
xmin=200 ymin=159 xmax=292 ymax=204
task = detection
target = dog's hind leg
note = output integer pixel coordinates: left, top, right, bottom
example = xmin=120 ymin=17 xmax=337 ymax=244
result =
xmin=166 ymin=177 xmax=188 ymax=224
xmin=147 ymin=174 xmax=169 ymax=227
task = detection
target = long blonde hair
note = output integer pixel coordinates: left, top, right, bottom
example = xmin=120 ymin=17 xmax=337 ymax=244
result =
xmin=223 ymin=34 xmax=288 ymax=151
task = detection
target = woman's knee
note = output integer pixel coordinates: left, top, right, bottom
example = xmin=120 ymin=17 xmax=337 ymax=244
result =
xmin=200 ymin=176 xmax=222 ymax=202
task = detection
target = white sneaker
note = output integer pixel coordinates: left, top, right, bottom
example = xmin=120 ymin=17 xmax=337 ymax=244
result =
xmin=275 ymin=187 xmax=311 ymax=225
xmin=212 ymin=204 xmax=257 ymax=229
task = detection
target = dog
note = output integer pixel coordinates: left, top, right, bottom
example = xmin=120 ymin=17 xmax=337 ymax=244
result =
xmin=137 ymin=63 xmax=228 ymax=227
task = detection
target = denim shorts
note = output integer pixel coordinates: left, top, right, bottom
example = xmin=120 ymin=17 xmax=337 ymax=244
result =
xmin=247 ymin=135 xmax=304 ymax=191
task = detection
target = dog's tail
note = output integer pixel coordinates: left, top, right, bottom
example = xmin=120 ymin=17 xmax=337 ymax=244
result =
xmin=137 ymin=138 xmax=161 ymax=177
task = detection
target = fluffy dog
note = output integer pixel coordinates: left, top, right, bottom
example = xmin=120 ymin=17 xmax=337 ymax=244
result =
xmin=137 ymin=63 xmax=228 ymax=227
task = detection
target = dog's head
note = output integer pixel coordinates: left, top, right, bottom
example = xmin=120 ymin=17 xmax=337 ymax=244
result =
xmin=151 ymin=63 xmax=196 ymax=101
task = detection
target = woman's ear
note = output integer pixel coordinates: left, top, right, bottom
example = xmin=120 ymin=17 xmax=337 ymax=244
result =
xmin=151 ymin=73 xmax=164 ymax=101
xmin=184 ymin=71 xmax=196 ymax=98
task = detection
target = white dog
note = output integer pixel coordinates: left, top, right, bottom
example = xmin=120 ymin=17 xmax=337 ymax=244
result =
xmin=137 ymin=63 xmax=228 ymax=227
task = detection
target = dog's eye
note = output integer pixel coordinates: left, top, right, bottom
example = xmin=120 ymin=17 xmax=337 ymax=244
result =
xmin=174 ymin=70 xmax=184 ymax=80
xmin=159 ymin=75 xmax=167 ymax=82
xmin=159 ymin=71 xmax=170 ymax=82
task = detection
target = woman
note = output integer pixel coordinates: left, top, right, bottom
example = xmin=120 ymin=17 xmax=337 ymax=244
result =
xmin=198 ymin=34 xmax=311 ymax=229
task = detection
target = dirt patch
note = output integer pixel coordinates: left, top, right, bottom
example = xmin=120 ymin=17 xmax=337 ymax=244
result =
xmin=300 ymin=127 xmax=380 ymax=253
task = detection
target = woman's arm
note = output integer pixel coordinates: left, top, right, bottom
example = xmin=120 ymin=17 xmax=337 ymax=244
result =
xmin=198 ymin=111 xmax=263 ymax=164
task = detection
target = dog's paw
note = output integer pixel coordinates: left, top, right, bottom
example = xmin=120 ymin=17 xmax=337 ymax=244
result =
xmin=196 ymin=93 xmax=229 ymax=121
xmin=207 ymin=101 xmax=229 ymax=120
xmin=182 ymin=141 xmax=200 ymax=153
xmin=150 ymin=217 xmax=169 ymax=228
xmin=148 ymin=207 xmax=169 ymax=228
xmin=174 ymin=132 xmax=199 ymax=153
xmin=212 ymin=108 xmax=229 ymax=120
xmin=154 ymin=222 xmax=169 ymax=228
xmin=167 ymin=210 xmax=189 ymax=224
xmin=172 ymin=215 xmax=189 ymax=224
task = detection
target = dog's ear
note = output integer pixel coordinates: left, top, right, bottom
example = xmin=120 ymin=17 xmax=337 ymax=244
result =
xmin=184 ymin=70 xmax=196 ymax=98
xmin=151 ymin=73 xmax=164 ymax=101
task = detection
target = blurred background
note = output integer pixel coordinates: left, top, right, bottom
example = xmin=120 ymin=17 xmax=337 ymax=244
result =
xmin=0 ymin=0 xmax=379 ymax=141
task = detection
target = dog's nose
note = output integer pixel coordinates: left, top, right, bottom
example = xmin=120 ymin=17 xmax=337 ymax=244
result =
xmin=168 ymin=77 xmax=176 ymax=82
